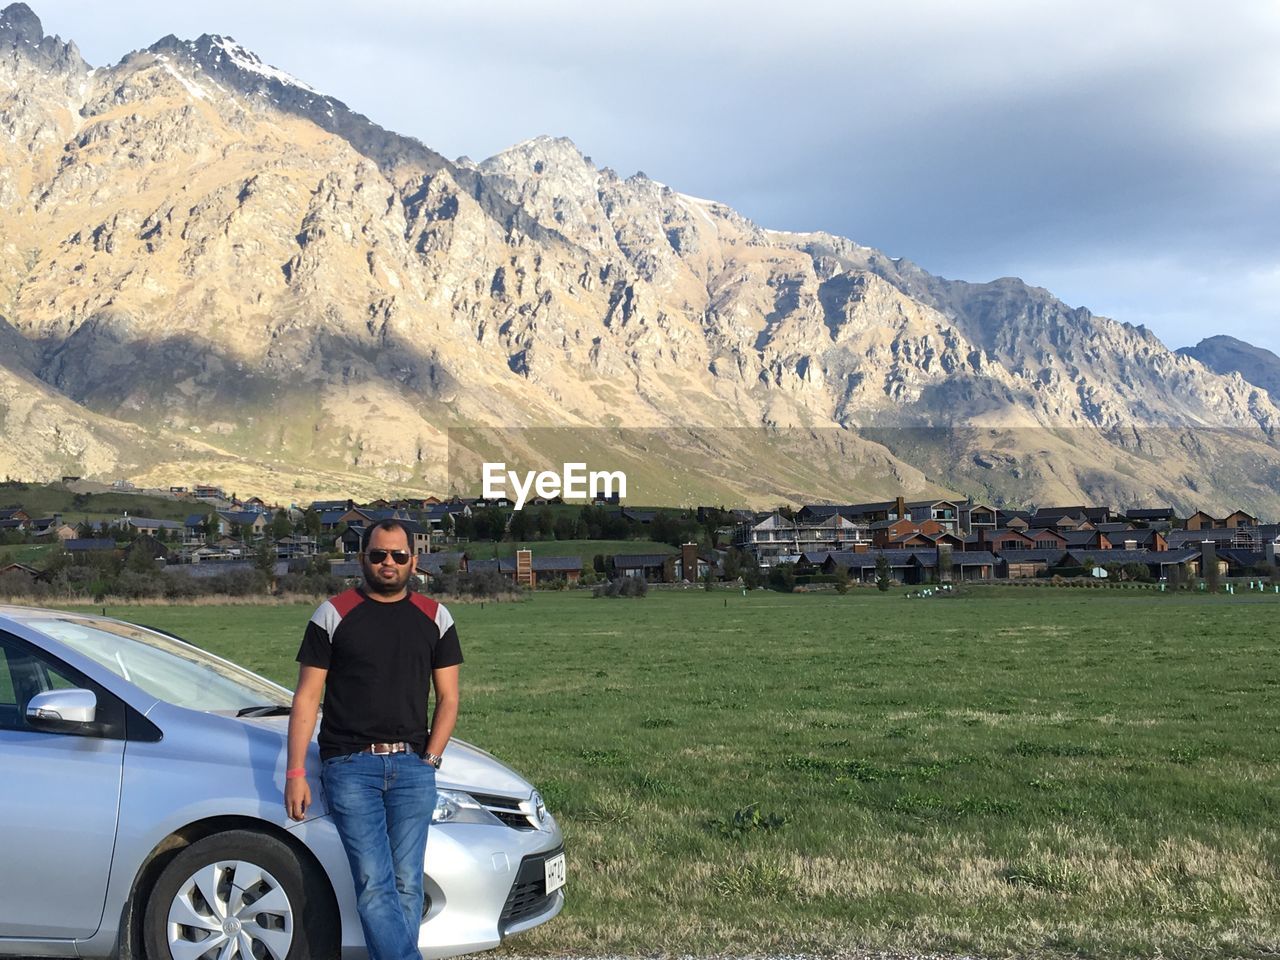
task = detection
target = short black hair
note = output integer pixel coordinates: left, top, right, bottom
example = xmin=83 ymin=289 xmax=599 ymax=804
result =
xmin=360 ymin=519 xmax=412 ymax=553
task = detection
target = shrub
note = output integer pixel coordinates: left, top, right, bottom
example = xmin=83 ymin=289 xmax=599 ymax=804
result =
xmin=768 ymin=562 xmax=797 ymax=593
xmin=593 ymin=577 xmax=648 ymax=598
xmin=436 ymin=569 xmax=518 ymax=599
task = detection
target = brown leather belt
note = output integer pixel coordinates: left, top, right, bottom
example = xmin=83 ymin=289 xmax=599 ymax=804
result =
xmin=361 ymin=741 xmax=410 ymax=755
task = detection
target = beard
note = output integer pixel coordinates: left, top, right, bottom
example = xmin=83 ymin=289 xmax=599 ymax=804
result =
xmin=363 ymin=562 xmax=410 ymax=595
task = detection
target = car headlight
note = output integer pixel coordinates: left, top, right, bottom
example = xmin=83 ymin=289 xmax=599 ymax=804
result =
xmin=432 ymin=789 xmax=500 ymax=825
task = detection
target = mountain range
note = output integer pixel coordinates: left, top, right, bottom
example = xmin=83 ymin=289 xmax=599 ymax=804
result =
xmin=1 ymin=3 xmax=1278 ymax=513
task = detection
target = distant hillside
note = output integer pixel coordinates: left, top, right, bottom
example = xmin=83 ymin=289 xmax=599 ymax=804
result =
xmin=1178 ymin=336 xmax=1280 ymax=400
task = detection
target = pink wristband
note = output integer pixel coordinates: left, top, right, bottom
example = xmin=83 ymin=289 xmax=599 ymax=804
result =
xmin=286 ymin=768 xmax=307 ymax=780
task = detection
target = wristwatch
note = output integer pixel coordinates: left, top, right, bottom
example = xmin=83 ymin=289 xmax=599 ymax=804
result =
xmin=425 ymin=751 xmax=443 ymax=768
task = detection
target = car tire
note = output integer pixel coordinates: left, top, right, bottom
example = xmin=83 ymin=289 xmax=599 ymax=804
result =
xmin=142 ymin=828 xmax=338 ymax=960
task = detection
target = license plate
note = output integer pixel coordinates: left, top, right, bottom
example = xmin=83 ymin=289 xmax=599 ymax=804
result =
xmin=544 ymin=852 xmax=566 ymax=894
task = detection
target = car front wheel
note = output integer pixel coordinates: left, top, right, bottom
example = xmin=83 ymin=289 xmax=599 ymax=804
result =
xmin=143 ymin=829 xmax=338 ymax=960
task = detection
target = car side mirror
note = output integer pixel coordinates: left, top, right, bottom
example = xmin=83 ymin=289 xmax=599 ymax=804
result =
xmin=26 ymin=688 xmax=98 ymax=731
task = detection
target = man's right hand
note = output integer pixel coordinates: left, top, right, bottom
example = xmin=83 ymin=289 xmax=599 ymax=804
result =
xmin=285 ymin=777 xmax=311 ymax=821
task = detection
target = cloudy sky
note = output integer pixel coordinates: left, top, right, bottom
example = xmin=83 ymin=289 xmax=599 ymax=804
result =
xmin=31 ymin=0 xmax=1280 ymax=353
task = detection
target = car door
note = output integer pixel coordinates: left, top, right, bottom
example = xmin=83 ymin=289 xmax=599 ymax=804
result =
xmin=0 ymin=634 xmax=126 ymax=939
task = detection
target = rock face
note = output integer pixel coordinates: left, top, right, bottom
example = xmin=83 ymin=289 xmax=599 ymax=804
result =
xmin=1 ymin=4 xmax=1278 ymax=511
xmin=1179 ymin=336 xmax=1280 ymax=404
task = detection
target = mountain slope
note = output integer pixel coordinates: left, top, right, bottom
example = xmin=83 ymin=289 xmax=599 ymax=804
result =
xmin=1 ymin=3 xmax=1277 ymax=512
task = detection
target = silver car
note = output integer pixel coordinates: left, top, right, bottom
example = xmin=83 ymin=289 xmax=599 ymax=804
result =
xmin=0 ymin=605 xmax=565 ymax=959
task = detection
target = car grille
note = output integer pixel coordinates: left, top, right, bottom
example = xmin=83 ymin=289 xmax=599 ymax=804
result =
xmin=499 ymin=846 xmax=564 ymax=934
xmin=471 ymin=791 xmax=538 ymax=831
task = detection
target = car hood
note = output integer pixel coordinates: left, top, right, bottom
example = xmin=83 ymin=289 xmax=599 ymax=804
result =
xmin=240 ymin=715 xmax=534 ymax=799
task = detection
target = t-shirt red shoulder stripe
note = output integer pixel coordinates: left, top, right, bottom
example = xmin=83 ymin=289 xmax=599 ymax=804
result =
xmin=408 ymin=593 xmax=439 ymax=619
xmin=330 ymin=587 xmax=366 ymax=618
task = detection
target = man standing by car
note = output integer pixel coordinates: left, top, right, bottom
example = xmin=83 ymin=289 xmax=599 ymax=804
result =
xmin=285 ymin=519 xmax=462 ymax=960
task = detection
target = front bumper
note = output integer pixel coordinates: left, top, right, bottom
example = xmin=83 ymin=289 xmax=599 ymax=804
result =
xmin=295 ymin=811 xmax=564 ymax=960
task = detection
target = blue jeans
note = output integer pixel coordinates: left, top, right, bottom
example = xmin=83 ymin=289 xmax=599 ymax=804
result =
xmin=321 ymin=752 xmax=437 ymax=960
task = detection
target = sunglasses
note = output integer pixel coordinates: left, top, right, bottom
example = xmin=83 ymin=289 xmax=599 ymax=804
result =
xmin=366 ymin=549 xmax=412 ymax=565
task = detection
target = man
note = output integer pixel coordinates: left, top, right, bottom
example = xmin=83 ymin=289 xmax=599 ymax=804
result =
xmin=285 ymin=519 xmax=462 ymax=960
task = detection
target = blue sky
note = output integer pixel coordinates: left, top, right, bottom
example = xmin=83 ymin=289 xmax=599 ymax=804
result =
xmin=30 ymin=0 xmax=1280 ymax=354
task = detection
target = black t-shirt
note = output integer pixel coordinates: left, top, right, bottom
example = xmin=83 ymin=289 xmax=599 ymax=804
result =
xmin=296 ymin=588 xmax=463 ymax=760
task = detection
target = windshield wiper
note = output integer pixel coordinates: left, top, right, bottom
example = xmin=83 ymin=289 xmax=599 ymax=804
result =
xmin=236 ymin=705 xmax=292 ymax=717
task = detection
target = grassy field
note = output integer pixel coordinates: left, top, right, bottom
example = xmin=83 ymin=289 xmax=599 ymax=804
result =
xmin=80 ymin=588 xmax=1280 ymax=958
xmin=0 ymin=480 xmax=203 ymax=524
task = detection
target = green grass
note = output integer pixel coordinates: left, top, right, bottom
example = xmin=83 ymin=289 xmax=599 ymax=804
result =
xmin=0 ymin=543 xmax=60 ymax=566
xmin=0 ymin=480 xmax=204 ymax=524
xmin=77 ymin=589 xmax=1280 ymax=958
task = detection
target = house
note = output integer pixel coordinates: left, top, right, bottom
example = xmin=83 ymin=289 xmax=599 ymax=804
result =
xmin=1103 ymin=528 xmax=1167 ymax=551
xmin=125 ymin=535 xmax=175 ymax=565
xmin=998 ymin=549 xmax=1068 ymax=579
xmin=818 ymin=548 xmax=937 ymax=585
xmin=733 ymin=512 xmax=870 ymax=566
xmin=34 ymin=521 xmax=78 ymax=542
xmin=114 ymin=515 xmax=186 ymax=538
xmin=1023 ymin=528 xmax=1070 ymax=550
xmin=1061 ymin=529 xmax=1114 ymax=551
xmin=65 ymin=538 xmax=117 ymax=557
xmin=193 ymin=485 xmax=226 ymax=500
xmin=341 ymin=519 xmax=430 ymax=556
xmin=673 ymin=543 xmax=715 ymax=581
xmin=961 ymin=502 xmax=998 ymax=532
xmin=1166 ymin=527 xmax=1252 ymax=550
xmin=28 ymin=514 xmax=61 ymax=536
xmin=327 ymin=559 xmax=364 ymax=579
xmin=620 ymin=508 xmax=657 ymax=524
xmin=417 ymin=551 xmax=470 ymax=580
xmin=0 ymin=510 xmax=30 ymax=533
xmin=0 ymin=562 xmax=41 ymax=581
xmin=1217 ymin=548 xmax=1271 ymax=576
xmin=1034 ymin=505 xmax=1113 ymax=526
xmin=1061 ymin=548 xmax=1199 ymax=580
xmin=1185 ymin=510 xmax=1260 ymax=530
xmin=215 ymin=511 xmax=269 ymax=537
xmin=967 ymin=529 xmax=1035 ymax=552
xmin=424 ymin=502 xmax=472 ymax=530
xmin=1125 ymin=507 xmax=1176 ymax=523
xmin=275 ymin=536 xmax=318 ymax=560
xmin=310 ymin=499 xmax=355 ymax=513
xmin=611 ymin=553 xmax=674 ymax=581
xmin=906 ymin=499 xmax=962 ymax=533
xmin=1222 ymin=510 xmax=1260 ymax=528
xmin=871 ymin=517 xmax=946 ymax=547
xmin=949 ymin=549 xmax=997 ymax=581
xmin=996 ymin=509 xmax=1032 ymax=529
xmin=469 ymin=554 xmax=583 ymax=587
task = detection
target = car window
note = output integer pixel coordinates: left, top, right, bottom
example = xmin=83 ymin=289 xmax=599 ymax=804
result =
xmin=0 ymin=636 xmax=111 ymax=735
xmin=12 ymin=614 xmax=290 ymax=712
xmin=0 ymin=652 xmax=13 ymax=704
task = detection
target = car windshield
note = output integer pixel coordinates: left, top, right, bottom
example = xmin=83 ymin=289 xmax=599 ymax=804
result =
xmin=16 ymin=613 xmax=292 ymax=712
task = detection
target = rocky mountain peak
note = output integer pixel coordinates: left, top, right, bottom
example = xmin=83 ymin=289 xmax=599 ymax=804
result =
xmin=1 ymin=1 xmax=84 ymax=71
xmin=0 ymin=2 xmax=42 ymax=44
xmin=147 ymin=32 xmax=321 ymax=96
